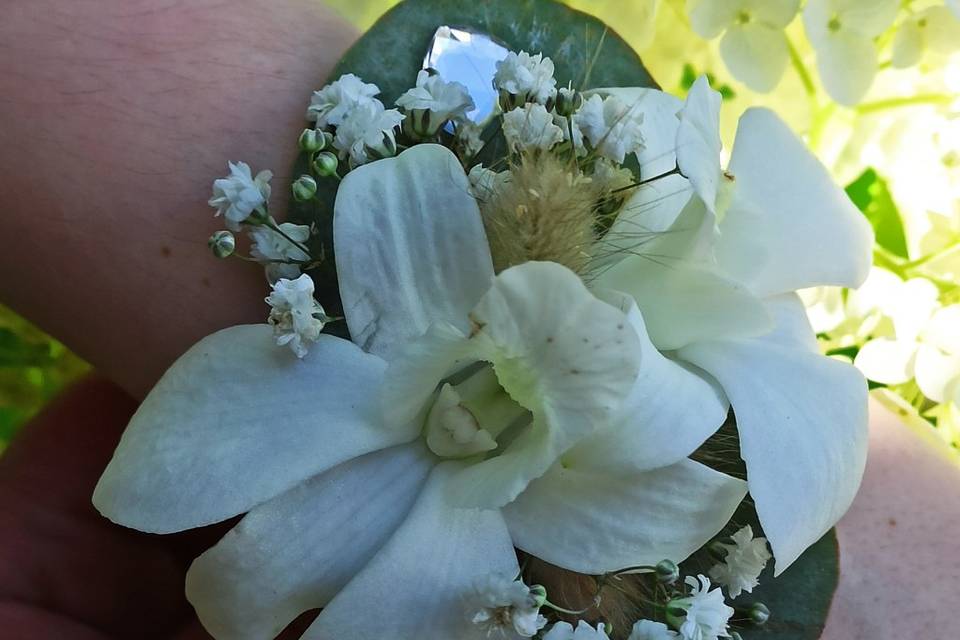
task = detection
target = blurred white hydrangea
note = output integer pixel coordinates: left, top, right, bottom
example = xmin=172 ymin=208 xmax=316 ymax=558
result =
xmin=892 ymin=6 xmax=960 ymax=69
xmin=686 ymin=0 xmax=801 ymax=92
xmin=802 ymin=0 xmax=899 ymax=105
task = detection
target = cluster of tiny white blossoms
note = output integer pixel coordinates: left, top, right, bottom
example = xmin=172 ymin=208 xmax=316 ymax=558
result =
xmin=95 ymin=34 xmax=872 ymax=640
xmin=468 ymin=537 xmax=772 ymax=640
xmin=686 ymin=0 xmax=960 ymax=105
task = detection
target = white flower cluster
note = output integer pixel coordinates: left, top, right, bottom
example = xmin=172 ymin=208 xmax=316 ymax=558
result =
xmin=265 ymin=274 xmax=331 ymax=358
xmin=465 ymin=574 xmax=547 ymax=637
xmin=686 ymin=0 xmax=960 ymax=104
xmin=99 ymin=48 xmax=872 ymax=640
xmin=494 ymin=51 xmax=645 ymax=164
xmin=308 ymin=70 xmax=476 ymax=167
xmin=708 ymin=525 xmax=772 ymax=598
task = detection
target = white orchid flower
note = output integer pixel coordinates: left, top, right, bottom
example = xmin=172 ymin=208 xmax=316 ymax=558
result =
xmin=589 ymin=77 xmax=873 ymax=573
xmin=94 ymin=144 xmax=749 ymax=639
xmin=891 ymin=6 xmax=960 ymax=69
xmin=686 ymin=0 xmax=801 ymax=92
xmin=802 ymin=0 xmax=900 ymax=105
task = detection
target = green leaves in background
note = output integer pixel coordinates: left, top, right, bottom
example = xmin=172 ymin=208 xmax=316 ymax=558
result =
xmin=846 ymin=168 xmax=909 ymax=259
xmin=0 ymin=306 xmax=88 ymax=449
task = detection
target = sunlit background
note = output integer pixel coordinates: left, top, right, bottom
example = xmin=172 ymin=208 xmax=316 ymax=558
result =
xmin=2 ymin=0 xmax=958 ymax=454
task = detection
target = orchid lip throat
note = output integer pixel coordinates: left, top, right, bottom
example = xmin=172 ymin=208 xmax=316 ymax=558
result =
xmin=423 ymin=362 xmax=531 ymax=459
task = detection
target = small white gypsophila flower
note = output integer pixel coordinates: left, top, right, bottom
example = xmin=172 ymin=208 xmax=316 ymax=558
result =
xmin=466 ymin=573 xmax=547 ymax=638
xmin=502 ymin=103 xmax=565 ymax=152
xmin=707 ymin=525 xmax=772 ymax=598
xmin=456 ymin=120 xmax=485 ymax=157
xmin=669 ymin=575 xmax=734 ymax=640
xmin=396 ymin=69 xmax=475 ymax=137
xmin=468 ymin=164 xmax=509 ymax=202
xmin=332 ymin=100 xmax=405 ymax=166
xmin=208 ymin=162 xmax=272 ymax=231
xmin=248 ymin=222 xmax=311 ymax=283
xmin=265 ymin=274 xmax=330 ymax=358
xmin=306 ymin=73 xmax=381 ymax=129
xmin=628 ymin=619 xmax=679 ymax=640
xmin=543 ymin=621 xmax=611 ymax=640
xmin=494 ymin=50 xmax=558 ymax=103
xmin=686 ymin=0 xmax=801 ymax=92
xmin=574 ymin=94 xmax=645 ymax=164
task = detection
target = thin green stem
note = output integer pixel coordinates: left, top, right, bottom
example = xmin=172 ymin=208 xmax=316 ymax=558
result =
xmin=786 ymin=36 xmax=817 ymax=99
xmin=856 ymin=94 xmax=954 ymax=115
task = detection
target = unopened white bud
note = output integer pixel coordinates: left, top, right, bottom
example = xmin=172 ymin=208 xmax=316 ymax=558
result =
xmin=313 ymin=151 xmax=339 ymax=177
xmin=291 ymin=175 xmax=318 ymax=202
xmin=298 ymin=128 xmax=326 ymax=153
xmin=207 ymin=230 xmax=236 ymax=258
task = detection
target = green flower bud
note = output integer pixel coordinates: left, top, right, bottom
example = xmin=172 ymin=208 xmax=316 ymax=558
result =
xmin=655 ymin=559 xmax=680 ymax=585
xmin=528 ymin=584 xmax=547 ymax=608
xmin=291 ymin=174 xmax=318 ymax=202
xmin=313 ymin=151 xmax=339 ymax=177
xmin=555 ymin=87 xmax=583 ymax=118
xmin=207 ymin=230 xmax=235 ymax=258
xmin=298 ymin=128 xmax=326 ymax=153
xmin=748 ymin=602 xmax=770 ymax=626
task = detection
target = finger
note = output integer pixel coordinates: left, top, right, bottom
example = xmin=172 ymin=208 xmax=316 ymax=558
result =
xmin=822 ymin=400 xmax=960 ymax=639
xmin=0 ymin=0 xmax=356 ymax=398
xmin=0 ymin=376 xmax=193 ymax=638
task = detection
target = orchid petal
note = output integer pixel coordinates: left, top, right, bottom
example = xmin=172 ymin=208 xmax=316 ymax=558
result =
xmin=676 ymin=76 xmax=723 ymax=215
xmin=185 ymin=444 xmax=434 ymax=640
xmin=565 ymin=290 xmax=728 ymax=473
xmin=686 ymin=0 xmax=738 ymax=38
xmin=679 ymin=337 xmax=868 ymax=574
xmin=334 ymin=144 xmax=495 ymax=359
xmin=93 ymin=326 xmax=405 ymax=533
xmin=503 ymin=458 xmax=746 ymax=574
xmin=597 ymin=200 xmax=772 ymax=350
xmin=447 ymin=262 xmax=643 ymax=507
xmin=302 ymin=463 xmax=518 ymax=640
xmin=720 ymin=108 xmax=873 ymax=295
